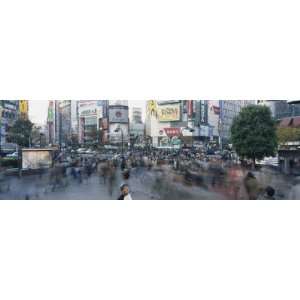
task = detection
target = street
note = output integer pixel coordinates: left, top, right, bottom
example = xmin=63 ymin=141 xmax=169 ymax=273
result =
xmin=0 ymin=161 xmax=296 ymax=200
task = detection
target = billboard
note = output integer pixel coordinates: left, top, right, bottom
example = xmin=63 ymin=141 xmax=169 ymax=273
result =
xmin=158 ymin=103 xmax=180 ymax=122
xmin=79 ymin=118 xmax=85 ymax=143
xmin=109 ymin=106 xmax=129 ymax=123
xmin=78 ymin=100 xmax=103 ymax=118
xmin=109 ymin=123 xmax=129 ymax=143
xmin=19 ymin=100 xmax=28 ymax=114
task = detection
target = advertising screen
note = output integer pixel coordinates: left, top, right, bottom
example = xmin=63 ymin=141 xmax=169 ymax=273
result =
xmin=158 ymin=103 xmax=180 ymax=122
xmin=109 ymin=107 xmax=129 ymax=123
xmin=109 ymin=123 xmax=129 ymax=143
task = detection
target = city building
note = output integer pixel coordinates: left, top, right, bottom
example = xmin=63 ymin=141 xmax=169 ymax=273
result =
xmin=130 ymin=107 xmax=144 ymax=146
xmin=258 ymin=100 xmax=300 ymax=120
xmin=207 ymin=100 xmax=220 ymax=143
xmin=0 ymin=100 xmax=20 ymax=152
xmin=78 ymin=100 xmax=108 ymax=145
xmin=145 ymin=100 xmax=209 ymax=148
xmin=219 ymin=100 xmax=256 ymax=146
xmin=47 ymin=100 xmax=79 ymax=146
xmin=132 ymin=107 xmax=143 ymax=124
xmin=108 ymin=100 xmax=129 ymax=145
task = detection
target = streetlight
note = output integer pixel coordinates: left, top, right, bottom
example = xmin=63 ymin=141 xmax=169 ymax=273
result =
xmin=114 ymin=126 xmax=124 ymax=157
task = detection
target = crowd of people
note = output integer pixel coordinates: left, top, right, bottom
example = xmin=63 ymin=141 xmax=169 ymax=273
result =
xmin=1 ymin=147 xmax=280 ymax=200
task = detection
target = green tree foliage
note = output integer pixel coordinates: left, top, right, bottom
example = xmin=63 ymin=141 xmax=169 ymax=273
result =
xmin=231 ymin=105 xmax=277 ymax=166
xmin=7 ymin=119 xmax=33 ymax=147
xmin=277 ymin=127 xmax=300 ymax=145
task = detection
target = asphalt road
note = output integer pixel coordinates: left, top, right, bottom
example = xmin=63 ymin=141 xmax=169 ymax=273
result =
xmin=0 ymin=166 xmax=225 ymax=200
xmin=0 ymin=165 xmax=297 ymax=200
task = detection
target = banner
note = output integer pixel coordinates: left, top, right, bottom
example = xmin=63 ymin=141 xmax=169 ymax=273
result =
xmin=158 ymin=103 xmax=180 ymax=122
xmin=187 ymin=100 xmax=193 ymax=117
xmin=164 ymin=128 xmax=181 ymax=137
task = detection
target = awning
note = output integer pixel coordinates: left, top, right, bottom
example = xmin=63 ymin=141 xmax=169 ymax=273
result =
xmin=279 ymin=116 xmax=300 ymax=128
xmin=279 ymin=117 xmax=292 ymax=128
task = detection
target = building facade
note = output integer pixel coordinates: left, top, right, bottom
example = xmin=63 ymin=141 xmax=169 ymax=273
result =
xmin=132 ymin=107 xmax=143 ymax=124
xmin=0 ymin=100 xmax=20 ymax=151
xmin=258 ymin=100 xmax=300 ymax=120
xmin=108 ymin=100 xmax=129 ymax=145
xmin=219 ymin=100 xmax=256 ymax=145
xmin=78 ymin=100 xmax=108 ymax=145
xmin=145 ymin=100 xmax=210 ymax=148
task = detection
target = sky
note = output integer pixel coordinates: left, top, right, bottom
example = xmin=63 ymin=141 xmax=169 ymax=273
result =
xmin=29 ymin=100 xmax=146 ymax=125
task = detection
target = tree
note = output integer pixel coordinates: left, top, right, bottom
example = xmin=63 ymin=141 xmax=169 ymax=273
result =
xmin=231 ymin=105 xmax=277 ymax=167
xmin=31 ymin=125 xmax=43 ymax=146
xmin=277 ymin=127 xmax=300 ymax=145
xmin=7 ymin=119 xmax=33 ymax=147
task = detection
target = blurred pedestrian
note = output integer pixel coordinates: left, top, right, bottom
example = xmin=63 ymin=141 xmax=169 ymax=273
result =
xmin=259 ymin=186 xmax=276 ymax=200
xmin=118 ymin=184 xmax=132 ymax=200
xmin=243 ymin=172 xmax=262 ymax=200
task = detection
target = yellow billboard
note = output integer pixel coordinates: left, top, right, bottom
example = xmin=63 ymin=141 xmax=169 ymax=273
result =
xmin=158 ymin=103 xmax=181 ymax=122
xmin=19 ymin=100 xmax=29 ymax=114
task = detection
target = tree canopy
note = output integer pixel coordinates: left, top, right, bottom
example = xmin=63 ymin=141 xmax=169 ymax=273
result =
xmin=277 ymin=127 xmax=300 ymax=145
xmin=230 ymin=105 xmax=278 ymax=165
xmin=7 ymin=119 xmax=34 ymax=147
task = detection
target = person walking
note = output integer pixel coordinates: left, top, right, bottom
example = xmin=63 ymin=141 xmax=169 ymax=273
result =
xmin=118 ymin=184 xmax=133 ymax=200
xmin=243 ymin=172 xmax=262 ymax=200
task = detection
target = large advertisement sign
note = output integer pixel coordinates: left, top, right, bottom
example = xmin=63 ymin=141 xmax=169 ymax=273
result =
xmin=187 ymin=100 xmax=193 ymax=117
xmin=19 ymin=100 xmax=28 ymax=114
xmin=109 ymin=123 xmax=129 ymax=143
xmin=109 ymin=106 xmax=129 ymax=123
xmin=158 ymin=103 xmax=180 ymax=122
xmin=79 ymin=118 xmax=85 ymax=143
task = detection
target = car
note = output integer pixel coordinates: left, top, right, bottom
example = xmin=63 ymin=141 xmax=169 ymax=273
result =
xmin=6 ymin=152 xmax=18 ymax=158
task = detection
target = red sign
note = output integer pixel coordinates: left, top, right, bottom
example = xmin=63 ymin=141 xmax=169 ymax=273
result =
xmin=188 ymin=100 xmax=193 ymax=117
xmin=164 ymin=128 xmax=181 ymax=137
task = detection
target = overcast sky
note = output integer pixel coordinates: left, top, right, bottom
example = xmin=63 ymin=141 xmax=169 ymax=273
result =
xmin=29 ymin=100 xmax=146 ymax=125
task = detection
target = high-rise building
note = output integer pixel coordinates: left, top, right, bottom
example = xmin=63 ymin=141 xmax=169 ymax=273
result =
xmin=132 ymin=107 xmax=142 ymax=124
xmin=207 ymin=100 xmax=220 ymax=142
xmin=78 ymin=100 xmax=107 ymax=145
xmin=0 ymin=100 xmax=20 ymax=152
xmin=219 ymin=100 xmax=256 ymax=145
xmin=50 ymin=100 xmax=79 ymax=146
xmin=108 ymin=100 xmax=129 ymax=145
xmin=130 ymin=107 xmax=144 ymax=144
xmin=258 ymin=100 xmax=300 ymax=120
xmin=145 ymin=100 xmax=212 ymax=148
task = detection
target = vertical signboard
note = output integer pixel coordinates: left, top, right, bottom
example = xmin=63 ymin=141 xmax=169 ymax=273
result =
xmin=79 ymin=117 xmax=85 ymax=144
xmin=187 ymin=100 xmax=193 ymax=117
